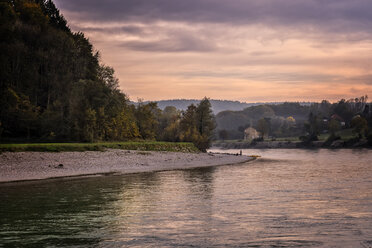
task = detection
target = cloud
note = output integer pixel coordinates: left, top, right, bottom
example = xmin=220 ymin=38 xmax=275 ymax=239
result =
xmin=78 ymin=25 xmax=146 ymax=35
xmin=52 ymin=0 xmax=372 ymax=101
xmin=55 ymin=0 xmax=372 ymax=35
xmin=121 ymin=38 xmax=215 ymax=53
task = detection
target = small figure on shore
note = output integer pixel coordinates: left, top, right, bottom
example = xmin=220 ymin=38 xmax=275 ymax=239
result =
xmin=239 ymin=150 xmax=242 ymax=156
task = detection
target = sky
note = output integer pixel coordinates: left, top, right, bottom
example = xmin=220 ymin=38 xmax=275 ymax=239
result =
xmin=53 ymin=0 xmax=372 ymax=103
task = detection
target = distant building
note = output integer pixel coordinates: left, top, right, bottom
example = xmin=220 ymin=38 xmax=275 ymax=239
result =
xmin=331 ymin=114 xmax=345 ymax=127
xmin=244 ymin=127 xmax=260 ymax=142
xmin=331 ymin=114 xmax=344 ymax=122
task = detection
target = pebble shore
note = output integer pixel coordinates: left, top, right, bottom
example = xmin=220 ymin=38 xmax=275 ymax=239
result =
xmin=0 ymin=149 xmax=254 ymax=183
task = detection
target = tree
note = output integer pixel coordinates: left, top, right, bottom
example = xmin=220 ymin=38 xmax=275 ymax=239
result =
xmin=195 ymin=98 xmax=216 ymax=151
xmin=108 ymin=109 xmax=140 ymax=141
xmin=98 ymin=64 xmax=119 ymax=90
xmin=179 ymin=104 xmax=199 ymax=142
xmin=134 ymin=102 xmax=160 ymax=140
xmin=83 ymin=108 xmax=97 ymax=142
xmin=328 ymin=119 xmax=341 ymax=136
xmin=256 ymin=118 xmax=269 ymax=139
xmin=196 ymin=98 xmax=215 ymax=137
xmin=351 ymin=115 xmax=368 ymax=139
xmin=179 ymin=98 xmax=216 ymax=152
xmin=218 ymin=129 xmax=228 ymax=141
xmin=162 ymin=121 xmax=181 ymax=142
xmin=158 ymin=106 xmax=180 ymax=140
xmin=303 ymin=112 xmax=320 ymax=141
xmin=333 ymin=99 xmax=354 ymax=124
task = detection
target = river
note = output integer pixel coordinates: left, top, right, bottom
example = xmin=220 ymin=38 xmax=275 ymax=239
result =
xmin=0 ymin=149 xmax=371 ymax=247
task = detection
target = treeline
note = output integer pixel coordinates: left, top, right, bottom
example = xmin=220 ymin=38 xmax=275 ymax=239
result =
xmin=148 ymin=99 xmax=255 ymax=114
xmin=0 ymin=0 xmax=215 ymax=151
xmin=300 ymin=96 xmax=371 ymax=144
xmin=216 ymin=102 xmax=310 ymax=139
xmin=216 ymin=96 xmax=372 ymax=143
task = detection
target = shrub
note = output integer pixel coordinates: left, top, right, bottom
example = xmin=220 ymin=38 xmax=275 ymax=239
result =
xmin=324 ymin=133 xmax=341 ymax=146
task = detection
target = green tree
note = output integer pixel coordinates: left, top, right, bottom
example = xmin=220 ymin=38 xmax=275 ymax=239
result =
xmin=195 ymin=98 xmax=216 ymax=137
xmin=109 ymin=110 xmax=140 ymax=140
xmin=328 ymin=119 xmax=341 ymax=136
xmin=256 ymin=118 xmax=270 ymax=139
xmin=179 ymin=100 xmax=216 ymax=152
xmin=134 ymin=102 xmax=160 ymax=140
xmin=351 ymin=115 xmax=368 ymax=139
xmin=162 ymin=121 xmax=181 ymax=142
xmin=218 ymin=129 xmax=228 ymax=141
xmin=303 ymin=112 xmax=320 ymax=141
xmin=179 ymin=104 xmax=199 ymax=142
xmin=159 ymin=106 xmax=181 ymax=141
xmin=194 ymin=97 xmax=216 ymax=151
xmin=83 ymin=108 xmax=97 ymax=142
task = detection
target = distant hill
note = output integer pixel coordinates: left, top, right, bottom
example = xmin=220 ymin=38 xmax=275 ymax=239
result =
xmin=216 ymin=102 xmax=311 ymax=131
xmin=213 ymin=102 xmax=320 ymax=139
xmin=155 ymin=99 xmax=257 ymax=113
xmin=133 ymin=99 xmax=289 ymax=114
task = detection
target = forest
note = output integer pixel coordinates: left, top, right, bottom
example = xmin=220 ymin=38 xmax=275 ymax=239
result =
xmin=0 ymin=0 xmax=216 ymax=151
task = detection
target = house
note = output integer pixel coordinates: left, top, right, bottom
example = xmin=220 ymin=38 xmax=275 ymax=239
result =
xmin=331 ymin=114 xmax=346 ymax=127
xmin=244 ymin=127 xmax=260 ymax=142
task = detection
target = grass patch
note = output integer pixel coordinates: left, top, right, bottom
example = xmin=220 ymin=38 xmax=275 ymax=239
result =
xmin=273 ymin=137 xmax=301 ymax=142
xmin=318 ymin=129 xmax=357 ymax=142
xmin=0 ymin=141 xmax=199 ymax=153
xmin=260 ymin=129 xmax=357 ymax=142
xmin=214 ymin=139 xmax=248 ymax=143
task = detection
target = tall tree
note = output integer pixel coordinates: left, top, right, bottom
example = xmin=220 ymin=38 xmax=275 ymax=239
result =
xmin=134 ymin=102 xmax=160 ymax=140
xmin=351 ymin=115 xmax=368 ymax=139
xmin=256 ymin=118 xmax=270 ymax=139
xmin=180 ymin=104 xmax=198 ymax=142
xmin=179 ymin=98 xmax=216 ymax=152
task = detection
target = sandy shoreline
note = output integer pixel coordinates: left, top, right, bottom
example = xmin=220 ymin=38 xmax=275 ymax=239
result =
xmin=0 ymin=149 xmax=254 ymax=183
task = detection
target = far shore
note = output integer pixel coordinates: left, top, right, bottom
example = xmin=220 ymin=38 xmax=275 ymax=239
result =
xmin=0 ymin=149 xmax=254 ymax=183
xmin=213 ymin=139 xmax=371 ymax=149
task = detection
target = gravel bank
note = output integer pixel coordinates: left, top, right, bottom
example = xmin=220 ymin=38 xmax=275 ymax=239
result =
xmin=0 ymin=149 xmax=254 ymax=183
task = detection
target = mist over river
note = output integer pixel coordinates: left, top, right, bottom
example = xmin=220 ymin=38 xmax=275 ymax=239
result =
xmin=1 ymin=149 xmax=371 ymax=247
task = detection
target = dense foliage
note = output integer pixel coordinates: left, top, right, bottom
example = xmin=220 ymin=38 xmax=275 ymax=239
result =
xmin=148 ymin=99 xmax=255 ymax=114
xmin=0 ymin=0 xmax=216 ymax=151
xmin=0 ymin=0 xmax=137 ymax=142
xmin=0 ymin=141 xmax=199 ymax=153
xmin=216 ymin=96 xmax=372 ymax=143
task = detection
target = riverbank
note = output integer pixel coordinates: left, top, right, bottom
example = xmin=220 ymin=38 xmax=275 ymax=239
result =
xmin=0 ymin=149 xmax=254 ymax=183
xmin=213 ymin=139 xmax=371 ymax=149
xmin=0 ymin=141 xmax=199 ymax=153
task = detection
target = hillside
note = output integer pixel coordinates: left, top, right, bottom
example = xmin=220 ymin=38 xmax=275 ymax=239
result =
xmin=215 ymin=102 xmax=312 ymax=139
xmin=214 ymin=98 xmax=372 ymax=141
xmin=0 ymin=1 xmax=138 ymax=142
xmin=136 ymin=99 xmax=294 ymax=114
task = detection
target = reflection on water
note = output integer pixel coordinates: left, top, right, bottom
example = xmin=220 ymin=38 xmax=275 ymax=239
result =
xmin=0 ymin=149 xmax=372 ymax=247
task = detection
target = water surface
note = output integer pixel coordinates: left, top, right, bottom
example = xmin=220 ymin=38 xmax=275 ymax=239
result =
xmin=1 ymin=149 xmax=371 ymax=247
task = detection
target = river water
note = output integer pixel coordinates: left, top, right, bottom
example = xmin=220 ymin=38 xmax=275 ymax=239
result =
xmin=0 ymin=149 xmax=371 ymax=247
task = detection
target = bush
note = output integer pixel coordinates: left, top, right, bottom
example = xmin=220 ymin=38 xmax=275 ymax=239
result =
xmin=324 ymin=133 xmax=341 ymax=146
xmin=345 ymin=137 xmax=360 ymax=146
xmin=299 ymin=134 xmax=318 ymax=143
xmin=193 ymin=135 xmax=210 ymax=152
xmin=251 ymin=137 xmax=263 ymax=145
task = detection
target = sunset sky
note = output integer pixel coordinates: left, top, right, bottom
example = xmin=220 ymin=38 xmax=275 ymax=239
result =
xmin=54 ymin=0 xmax=372 ymax=102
